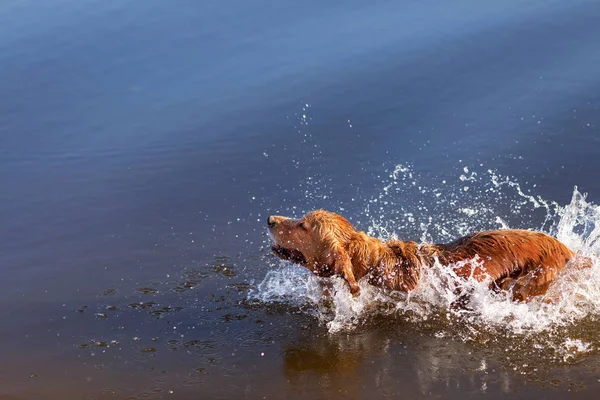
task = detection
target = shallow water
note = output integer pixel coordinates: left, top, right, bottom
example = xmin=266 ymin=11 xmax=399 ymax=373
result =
xmin=2 ymin=0 xmax=600 ymax=399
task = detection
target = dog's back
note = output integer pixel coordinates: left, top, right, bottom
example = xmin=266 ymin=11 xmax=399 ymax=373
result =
xmin=427 ymin=229 xmax=574 ymax=301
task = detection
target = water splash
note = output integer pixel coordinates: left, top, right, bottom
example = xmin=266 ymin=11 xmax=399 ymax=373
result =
xmin=250 ymin=164 xmax=600 ymax=361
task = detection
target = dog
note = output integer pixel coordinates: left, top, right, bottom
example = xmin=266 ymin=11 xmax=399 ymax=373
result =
xmin=268 ymin=209 xmax=589 ymax=303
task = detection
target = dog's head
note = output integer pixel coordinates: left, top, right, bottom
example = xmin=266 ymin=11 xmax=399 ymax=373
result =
xmin=267 ymin=209 xmax=356 ymax=278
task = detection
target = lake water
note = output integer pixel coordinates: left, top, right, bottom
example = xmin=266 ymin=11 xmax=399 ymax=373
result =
xmin=2 ymin=0 xmax=600 ymax=398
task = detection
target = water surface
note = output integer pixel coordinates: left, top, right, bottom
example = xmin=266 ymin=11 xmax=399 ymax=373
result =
xmin=1 ymin=0 xmax=600 ymax=398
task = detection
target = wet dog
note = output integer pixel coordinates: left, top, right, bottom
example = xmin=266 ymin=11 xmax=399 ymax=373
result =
xmin=268 ymin=209 xmax=588 ymax=302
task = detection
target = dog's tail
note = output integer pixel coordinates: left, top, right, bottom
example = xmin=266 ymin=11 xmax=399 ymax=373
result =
xmin=570 ymin=252 xmax=595 ymax=270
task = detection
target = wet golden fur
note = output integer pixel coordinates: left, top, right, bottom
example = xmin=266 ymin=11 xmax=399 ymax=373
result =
xmin=268 ymin=209 xmax=588 ymax=302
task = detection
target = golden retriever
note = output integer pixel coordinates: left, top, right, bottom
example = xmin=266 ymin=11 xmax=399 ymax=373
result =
xmin=268 ymin=209 xmax=589 ymax=303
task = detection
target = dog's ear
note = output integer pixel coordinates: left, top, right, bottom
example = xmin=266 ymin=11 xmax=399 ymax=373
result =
xmin=329 ymin=245 xmax=360 ymax=296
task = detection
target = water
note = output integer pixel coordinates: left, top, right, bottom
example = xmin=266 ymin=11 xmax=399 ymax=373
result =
xmin=1 ymin=0 xmax=600 ymax=398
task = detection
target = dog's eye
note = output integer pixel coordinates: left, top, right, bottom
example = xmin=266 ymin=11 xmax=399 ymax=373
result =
xmin=298 ymin=222 xmax=307 ymax=230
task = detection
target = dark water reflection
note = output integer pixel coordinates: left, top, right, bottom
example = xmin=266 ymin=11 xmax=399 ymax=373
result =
xmin=2 ymin=0 xmax=600 ymax=398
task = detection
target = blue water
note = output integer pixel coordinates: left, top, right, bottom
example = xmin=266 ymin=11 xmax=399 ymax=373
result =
xmin=1 ymin=0 xmax=600 ymax=398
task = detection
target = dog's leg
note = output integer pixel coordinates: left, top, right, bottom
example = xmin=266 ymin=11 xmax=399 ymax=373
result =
xmin=329 ymin=247 xmax=361 ymax=296
xmin=508 ymin=266 xmax=556 ymax=302
xmin=335 ymin=259 xmax=360 ymax=296
xmin=320 ymin=280 xmax=334 ymax=297
xmin=541 ymin=253 xmax=595 ymax=304
xmin=342 ymin=268 xmax=360 ymax=296
xmin=509 ymin=252 xmax=594 ymax=302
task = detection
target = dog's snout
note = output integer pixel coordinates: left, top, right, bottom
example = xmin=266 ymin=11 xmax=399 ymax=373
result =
xmin=268 ymin=215 xmax=291 ymax=229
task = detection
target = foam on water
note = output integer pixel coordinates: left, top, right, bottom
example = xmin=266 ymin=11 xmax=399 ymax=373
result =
xmin=250 ymin=164 xmax=600 ymax=362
